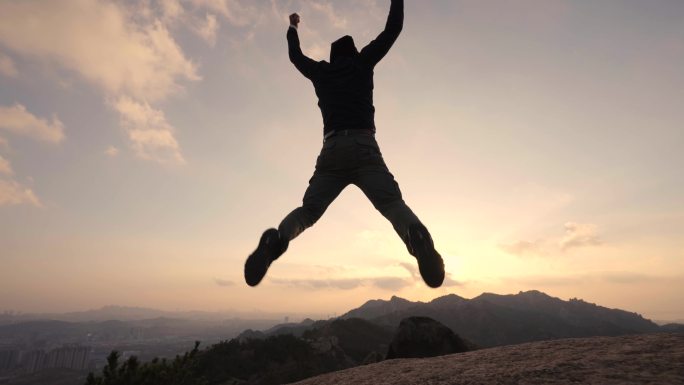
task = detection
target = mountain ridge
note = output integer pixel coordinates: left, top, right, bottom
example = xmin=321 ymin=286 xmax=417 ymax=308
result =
xmin=338 ymin=290 xmax=660 ymax=347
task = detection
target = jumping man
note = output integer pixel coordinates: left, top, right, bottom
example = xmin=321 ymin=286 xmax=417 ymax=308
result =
xmin=245 ymin=0 xmax=445 ymax=288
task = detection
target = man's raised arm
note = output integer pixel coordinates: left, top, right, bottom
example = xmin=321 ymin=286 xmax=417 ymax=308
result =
xmin=359 ymin=0 xmax=404 ymax=68
xmin=287 ymin=13 xmax=318 ymax=79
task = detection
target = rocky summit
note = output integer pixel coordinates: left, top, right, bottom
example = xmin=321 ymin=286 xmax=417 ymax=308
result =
xmin=292 ymin=333 xmax=684 ymax=385
xmin=386 ymin=316 xmax=472 ymax=359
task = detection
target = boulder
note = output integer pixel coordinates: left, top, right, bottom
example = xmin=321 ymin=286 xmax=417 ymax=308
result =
xmin=386 ymin=316 xmax=470 ymax=359
xmin=362 ymin=350 xmax=383 ymax=365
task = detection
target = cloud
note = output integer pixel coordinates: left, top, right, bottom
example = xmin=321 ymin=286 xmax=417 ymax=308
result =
xmin=0 ymin=0 xmax=199 ymax=102
xmin=105 ymin=146 xmax=120 ymax=157
xmin=399 ymin=262 xmax=419 ymax=280
xmin=270 ymin=277 xmax=363 ymax=290
xmin=442 ymin=274 xmax=465 ymax=287
xmin=160 ymin=0 xmax=185 ymax=22
xmin=0 ymin=52 xmax=17 ymax=78
xmin=309 ymin=2 xmax=348 ymax=29
xmin=214 ymin=278 xmax=235 ymax=287
xmin=373 ymin=277 xmax=413 ymax=291
xmin=504 ymin=274 xmax=587 ymax=287
xmin=269 ymin=275 xmax=414 ymax=291
xmin=501 ymin=222 xmax=602 ymax=257
xmin=0 ymin=0 xmax=198 ymax=165
xmin=503 ymin=272 xmax=681 ymax=287
xmin=275 ymin=262 xmax=464 ymax=291
xmin=601 ymin=272 xmax=665 ymax=285
xmin=0 ymin=179 xmax=41 ymax=207
xmin=560 ymin=222 xmax=601 ymax=251
xmin=303 ymin=42 xmax=330 ymax=61
xmin=114 ymin=97 xmax=185 ymax=165
xmin=500 ymin=240 xmax=546 ymax=257
xmin=0 ymin=104 xmax=65 ymax=143
xmin=194 ymin=13 xmax=220 ymax=46
xmin=0 ymin=104 xmax=62 ymax=207
xmin=191 ymin=0 xmax=256 ymax=27
xmin=138 ymin=0 xmax=221 ymax=46
xmin=0 ymin=155 xmax=12 ymax=175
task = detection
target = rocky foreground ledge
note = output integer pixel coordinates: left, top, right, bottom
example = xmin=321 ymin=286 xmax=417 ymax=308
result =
xmin=292 ymin=333 xmax=684 ymax=385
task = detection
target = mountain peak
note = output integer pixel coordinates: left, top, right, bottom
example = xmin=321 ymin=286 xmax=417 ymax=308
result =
xmin=429 ymin=293 xmax=467 ymax=306
xmin=517 ymin=290 xmax=551 ymax=298
xmin=340 ymin=296 xmax=417 ymax=320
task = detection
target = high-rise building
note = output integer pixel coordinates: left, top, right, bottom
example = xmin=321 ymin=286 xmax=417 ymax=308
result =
xmin=0 ymin=350 xmax=20 ymax=371
xmin=20 ymin=345 xmax=91 ymax=373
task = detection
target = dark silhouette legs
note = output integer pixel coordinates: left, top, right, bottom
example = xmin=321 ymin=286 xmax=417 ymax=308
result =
xmin=278 ymin=170 xmax=348 ymax=242
xmin=278 ymin=164 xmax=422 ymax=246
xmin=278 ymin=135 xmax=426 ymax=253
xmin=247 ymin=134 xmax=444 ymax=287
xmin=354 ymin=162 xmax=422 ymax=251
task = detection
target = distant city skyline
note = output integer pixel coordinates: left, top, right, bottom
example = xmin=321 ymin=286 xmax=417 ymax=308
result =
xmin=1 ymin=0 xmax=683 ymax=320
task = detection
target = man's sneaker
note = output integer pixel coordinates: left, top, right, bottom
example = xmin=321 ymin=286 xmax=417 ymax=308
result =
xmin=244 ymin=228 xmax=288 ymax=287
xmin=407 ymin=224 xmax=444 ymax=288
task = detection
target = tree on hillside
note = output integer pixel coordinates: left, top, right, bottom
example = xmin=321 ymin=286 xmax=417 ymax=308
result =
xmin=85 ymin=342 xmax=206 ymax=385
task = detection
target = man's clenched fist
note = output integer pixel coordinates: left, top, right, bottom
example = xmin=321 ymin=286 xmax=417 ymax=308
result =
xmin=289 ymin=13 xmax=300 ymax=27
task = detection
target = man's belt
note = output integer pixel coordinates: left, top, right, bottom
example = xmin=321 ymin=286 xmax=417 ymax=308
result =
xmin=324 ymin=128 xmax=375 ymax=141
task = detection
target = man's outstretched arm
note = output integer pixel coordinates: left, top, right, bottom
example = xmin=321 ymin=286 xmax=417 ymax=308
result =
xmin=359 ymin=0 xmax=404 ymax=68
xmin=287 ymin=13 xmax=318 ymax=79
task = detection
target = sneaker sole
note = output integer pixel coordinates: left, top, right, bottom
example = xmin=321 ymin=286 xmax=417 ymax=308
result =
xmin=409 ymin=226 xmax=445 ymax=288
xmin=244 ymin=228 xmax=279 ymax=287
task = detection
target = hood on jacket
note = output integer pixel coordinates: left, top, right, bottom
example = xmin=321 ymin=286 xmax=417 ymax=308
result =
xmin=330 ymin=35 xmax=358 ymax=63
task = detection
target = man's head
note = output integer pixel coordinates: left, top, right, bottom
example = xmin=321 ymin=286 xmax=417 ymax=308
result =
xmin=330 ymin=35 xmax=358 ymax=63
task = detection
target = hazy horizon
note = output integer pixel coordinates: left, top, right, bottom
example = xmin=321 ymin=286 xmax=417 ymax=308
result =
xmin=1 ymin=288 xmax=681 ymax=324
xmin=1 ymin=1 xmax=683 ymax=321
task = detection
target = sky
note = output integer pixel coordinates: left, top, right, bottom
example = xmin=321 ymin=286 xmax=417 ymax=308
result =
xmin=1 ymin=0 xmax=683 ymax=321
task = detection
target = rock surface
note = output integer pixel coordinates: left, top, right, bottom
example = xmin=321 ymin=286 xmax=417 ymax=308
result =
xmin=292 ymin=333 xmax=684 ymax=385
xmin=386 ymin=317 xmax=471 ymax=359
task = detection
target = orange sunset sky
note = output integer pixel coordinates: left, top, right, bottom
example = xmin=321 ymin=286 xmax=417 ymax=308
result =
xmin=1 ymin=0 xmax=683 ymax=321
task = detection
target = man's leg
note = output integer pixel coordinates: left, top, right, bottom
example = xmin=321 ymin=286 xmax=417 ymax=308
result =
xmin=353 ymin=164 xmax=420 ymax=246
xmin=245 ymin=169 xmax=347 ymax=287
xmin=279 ymin=169 xmax=349 ymax=243
xmin=354 ymin=163 xmax=444 ymax=288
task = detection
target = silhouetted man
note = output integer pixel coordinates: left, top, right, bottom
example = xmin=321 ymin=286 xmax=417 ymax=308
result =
xmin=245 ymin=0 xmax=445 ymax=288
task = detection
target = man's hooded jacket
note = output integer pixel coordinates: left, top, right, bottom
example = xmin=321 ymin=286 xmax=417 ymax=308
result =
xmin=286 ymin=0 xmax=404 ymax=135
